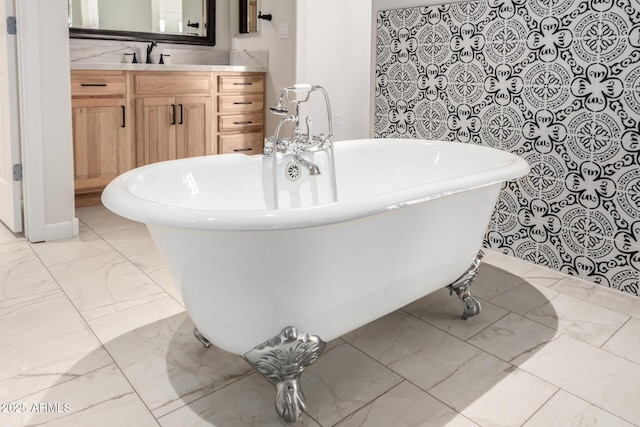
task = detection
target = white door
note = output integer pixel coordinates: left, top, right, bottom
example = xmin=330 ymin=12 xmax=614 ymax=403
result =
xmin=0 ymin=0 xmax=22 ymax=233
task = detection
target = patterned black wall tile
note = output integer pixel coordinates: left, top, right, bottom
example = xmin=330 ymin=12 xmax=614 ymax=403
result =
xmin=376 ymin=0 xmax=640 ymax=296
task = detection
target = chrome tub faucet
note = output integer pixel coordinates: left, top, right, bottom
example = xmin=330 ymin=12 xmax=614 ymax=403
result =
xmin=265 ymin=84 xmax=337 ymax=208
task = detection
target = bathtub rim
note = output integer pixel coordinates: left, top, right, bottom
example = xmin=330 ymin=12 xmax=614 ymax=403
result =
xmin=101 ymin=139 xmax=530 ymax=231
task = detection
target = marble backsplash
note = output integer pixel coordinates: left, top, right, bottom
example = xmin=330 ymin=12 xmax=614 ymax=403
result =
xmin=69 ymin=40 xmax=266 ymax=68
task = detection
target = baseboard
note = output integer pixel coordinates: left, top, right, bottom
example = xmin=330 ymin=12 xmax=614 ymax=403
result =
xmin=43 ymin=217 xmax=80 ymax=241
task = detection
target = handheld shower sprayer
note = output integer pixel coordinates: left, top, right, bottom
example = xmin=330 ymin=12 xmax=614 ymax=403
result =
xmin=269 ymin=88 xmax=290 ymax=115
xmin=269 ymin=84 xmax=318 ymax=116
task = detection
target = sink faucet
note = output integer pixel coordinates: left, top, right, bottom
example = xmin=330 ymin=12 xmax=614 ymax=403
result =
xmin=146 ymin=41 xmax=157 ymax=64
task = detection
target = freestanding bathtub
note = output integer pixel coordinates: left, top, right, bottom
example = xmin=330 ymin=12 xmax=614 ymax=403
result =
xmin=102 ymin=138 xmax=529 ymax=421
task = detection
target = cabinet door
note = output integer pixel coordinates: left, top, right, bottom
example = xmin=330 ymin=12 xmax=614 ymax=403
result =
xmin=136 ymin=96 xmax=176 ymax=165
xmin=71 ymin=97 xmax=126 ymax=191
xmin=175 ymin=96 xmax=212 ymax=159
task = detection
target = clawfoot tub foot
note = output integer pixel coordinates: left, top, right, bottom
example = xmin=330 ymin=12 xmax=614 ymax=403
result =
xmin=447 ymin=250 xmax=484 ymax=320
xmin=193 ymin=327 xmax=211 ymax=348
xmin=244 ymin=326 xmax=327 ymax=423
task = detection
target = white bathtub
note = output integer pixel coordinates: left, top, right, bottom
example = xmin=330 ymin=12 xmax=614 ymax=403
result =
xmin=102 ymin=138 xmax=529 ymax=355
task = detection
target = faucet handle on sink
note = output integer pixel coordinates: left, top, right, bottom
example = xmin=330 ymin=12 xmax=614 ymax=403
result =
xmin=124 ymin=52 xmax=138 ymax=63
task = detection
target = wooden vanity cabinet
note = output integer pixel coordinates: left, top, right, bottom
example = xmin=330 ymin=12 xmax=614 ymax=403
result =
xmin=70 ymin=71 xmax=133 ymax=206
xmin=216 ymin=73 xmax=265 ymax=155
xmin=133 ymin=72 xmax=213 ymax=165
xmin=70 ymin=70 xmax=266 ymax=205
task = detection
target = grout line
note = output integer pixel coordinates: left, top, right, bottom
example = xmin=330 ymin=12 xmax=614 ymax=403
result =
xmin=27 ymin=234 xmax=161 ymax=424
xmin=519 ymin=388 xmax=561 ymax=426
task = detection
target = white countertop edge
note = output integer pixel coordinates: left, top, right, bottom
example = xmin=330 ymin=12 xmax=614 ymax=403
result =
xmin=70 ymin=62 xmax=266 ymax=72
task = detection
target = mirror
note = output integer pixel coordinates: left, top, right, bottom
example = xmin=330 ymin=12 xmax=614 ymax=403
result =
xmin=69 ymin=0 xmax=215 ymax=46
xmin=239 ymin=0 xmax=257 ymax=34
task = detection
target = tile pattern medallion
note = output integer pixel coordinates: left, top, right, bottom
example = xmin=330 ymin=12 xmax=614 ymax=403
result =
xmin=375 ymin=0 xmax=640 ymax=296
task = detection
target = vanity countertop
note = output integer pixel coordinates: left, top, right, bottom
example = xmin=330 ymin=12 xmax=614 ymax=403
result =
xmin=70 ymin=62 xmax=266 ymax=73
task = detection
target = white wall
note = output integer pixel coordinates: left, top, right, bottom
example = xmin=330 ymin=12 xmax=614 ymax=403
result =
xmin=296 ymin=0 xmax=372 ymax=141
xmin=234 ymin=0 xmax=372 ymax=140
xmin=18 ymin=0 xmax=77 ymax=241
xmin=233 ymin=0 xmax=297 ymax=136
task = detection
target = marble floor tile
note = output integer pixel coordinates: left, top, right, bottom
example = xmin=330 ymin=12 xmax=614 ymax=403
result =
xmin=10 ymin=364 xmax=158 ymax=427
xmin=482 ymin=250 xmax=565 ymax=287
xmin=344 ymin=311 xmax=483 ymax=391
xmin=100 ymin=225 xmax=165 ymax=273
xmin=485 ymin=280 xmax=558 ymax=316
xmin=523 ymin=389 xmax=636 ymax=427
xmin=87 ymin=294 xmax=185 ymax=344
xmin=0 ymin=294 xmax=113 ymax=402
xmin=471 ymin=265 xmax=559 ymax=315
xmin=0 ymin=222 xmax=25 ymax=245
xmin=471 ymin=264 xmax=526 ymax=300
xmin=429 ymin=350 xmax=557 ymax=427
xmin=76 ymin=204 xmax=141 ymax=235
xmin=48 ymin=251 xmax=167 ymax=321
xmin=525 ymin=293 xmax=629 ymax=346
xmin=403 ymin=287 xmax=509 ymax=340
xmin=303 ymin=342 xmax=403 ymax=426
xmin=100 ymin=311 xmax=253 ymax=418
xmin=29 ymin=223 xmax=114 ymax=267
xmin=0 ymin=241 xmax=60 ymax=308
xmin=158 ymin=374 xmax=321 ymax=427
xmin=513 ymin=333 xmax=640 ymax=425
xmin=468 ymin=312 xmax=561 ymax=362
xmin=146 ymin=265 xmax=184 ymax=306
xmin=335 ymin=381 xmax=477 ymax=427
xmin=602 ymin=317 xmax=640 ymax=364
xmin=551 ymin=277 xmax=640 ymax=319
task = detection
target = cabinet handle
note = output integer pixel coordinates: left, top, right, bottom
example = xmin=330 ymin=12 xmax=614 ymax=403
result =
xmin=121 ymin=105 xmax=126 ymax=128
xmin=233 ymin=121 xmax=253 ymax=125
xmin=233 ymin=82 xmax=253 ymax=86
xmin=171 ymin=104 xmax=176 ymax=125
xmin=233 ymin=101 xmax=252 ymax=105
xmin=179 ymin=104 xmax=183 ymax=125
xmin=80 ymin=83 xmax=107 ymax=87
xmin=233 ymin=148 xmax=253 ymax=152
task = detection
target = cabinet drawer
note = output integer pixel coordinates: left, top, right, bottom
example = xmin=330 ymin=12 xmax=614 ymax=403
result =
xmin=134 ymin=73 xmax=212 ymax=95
xmin=218 ymin=113 xmax=264 ymax=132
xmin=218 ymin=94 xmax=263 ymax=113
xmin=219 ymin=131 xmax=264 ymax=154
xmin=71 ymin=72 xmax=126 ymax=97
xmin=218 ymin=74 xmax=264 ymax=93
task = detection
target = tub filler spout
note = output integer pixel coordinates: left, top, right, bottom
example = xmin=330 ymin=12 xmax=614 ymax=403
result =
xmin=293 ymin=153 xmax=321 ymax=175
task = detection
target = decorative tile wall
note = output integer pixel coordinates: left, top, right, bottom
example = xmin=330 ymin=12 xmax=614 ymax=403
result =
xmin=375 ymin=0 xmax=640 ymax=296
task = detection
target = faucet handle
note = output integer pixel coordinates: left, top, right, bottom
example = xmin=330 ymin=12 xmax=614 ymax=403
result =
xmin=124 ymin=53 xmax=138 ymax=63
xmin=159 ymin=54 xmax=170 ymax=64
